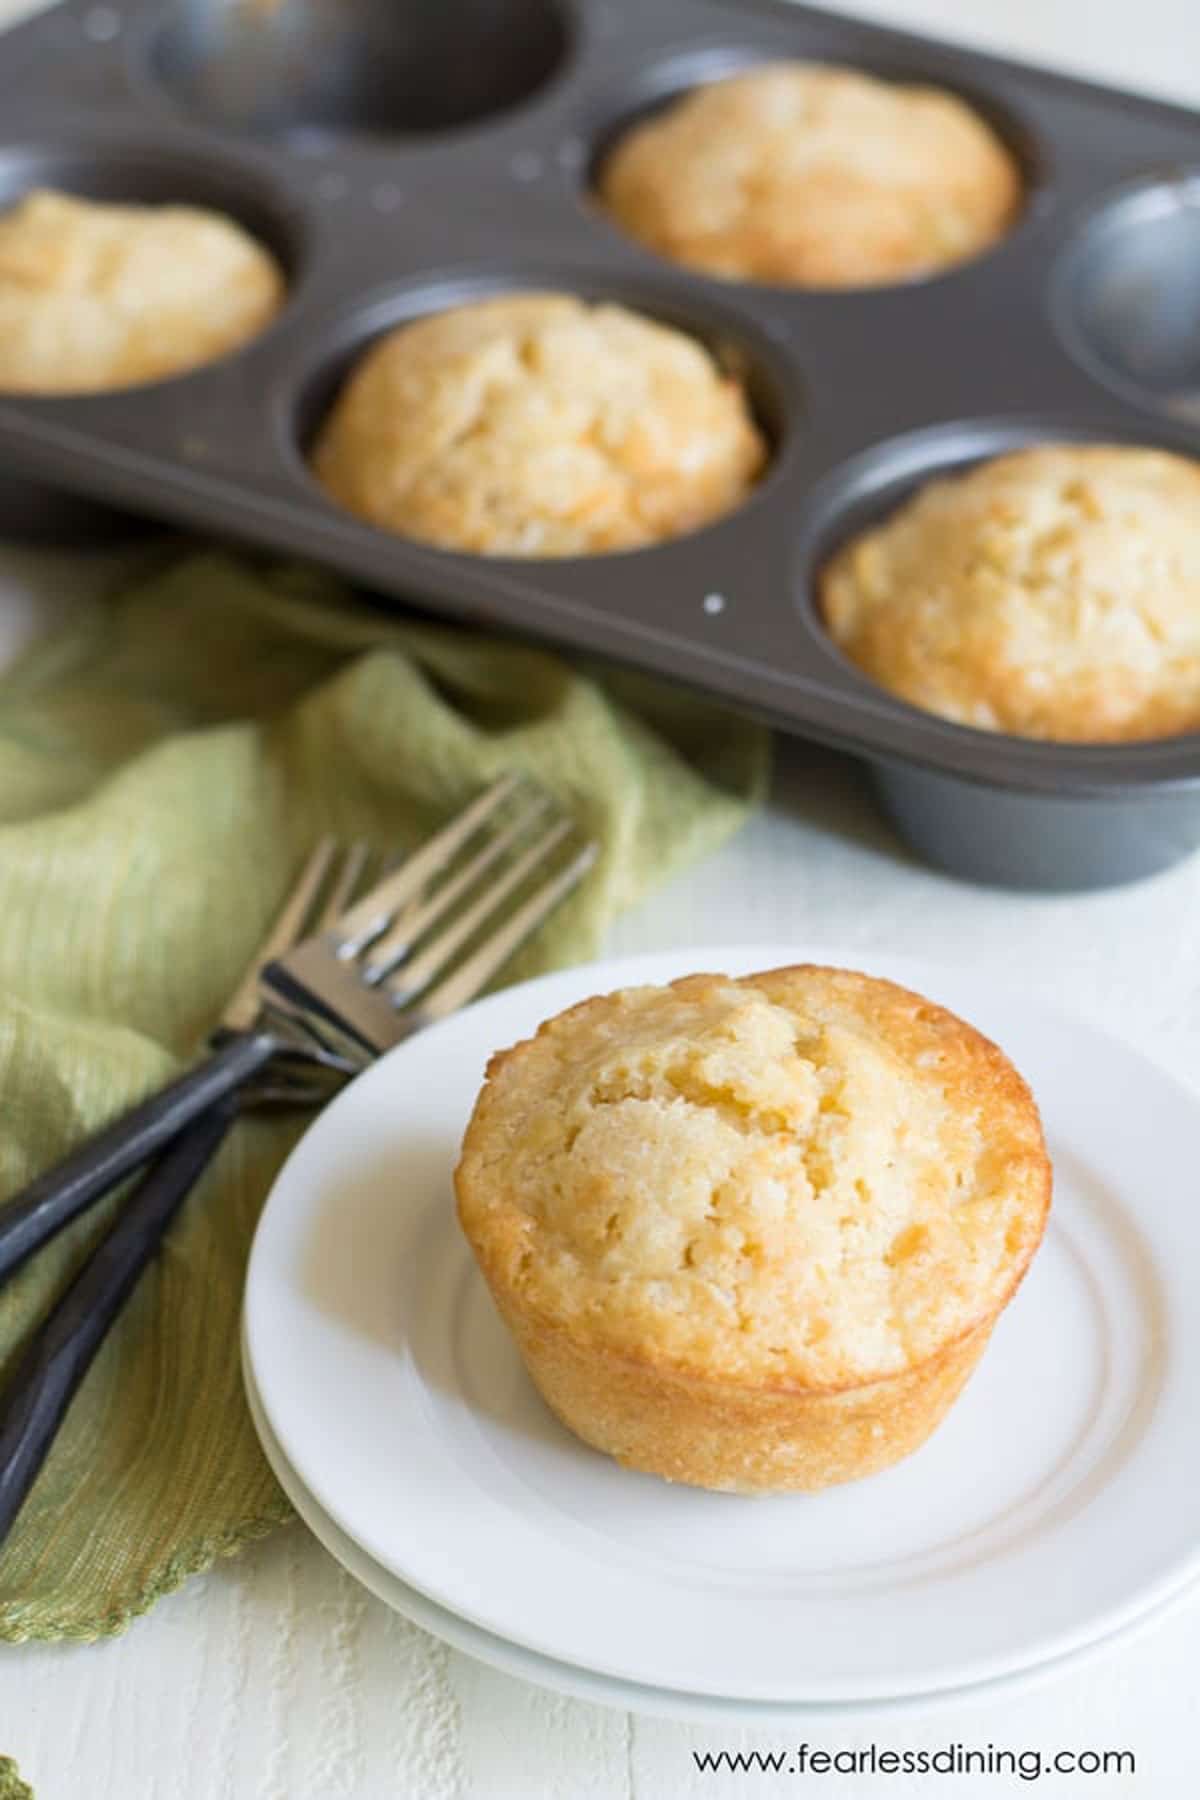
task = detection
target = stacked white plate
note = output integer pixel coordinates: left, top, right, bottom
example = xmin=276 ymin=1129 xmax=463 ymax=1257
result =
xmin=242 ymin=946 xmax=1200 ymax=1722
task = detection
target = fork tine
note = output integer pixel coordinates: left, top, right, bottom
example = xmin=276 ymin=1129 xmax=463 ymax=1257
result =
xmin=222 ymin=836 xmax=339 ymax=1033
xmin=318 ymin=841 xmax=372 ymax=931
xmin=386 ymin=818 xmax=574 ymax=1005
xmin=330 ymin=773 xmax=522 ymax=954
xmin=413 ymin=841 xmax=598 ymax=1025
xmin=361 ymin=791 xmax=552 ymax=983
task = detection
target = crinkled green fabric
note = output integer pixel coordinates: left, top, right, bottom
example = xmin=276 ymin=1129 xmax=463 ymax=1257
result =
xmin=0 ymin=1757 xmax=31 ymax=1800
xmin=0 ymin=550 xmax=769 ymax=1652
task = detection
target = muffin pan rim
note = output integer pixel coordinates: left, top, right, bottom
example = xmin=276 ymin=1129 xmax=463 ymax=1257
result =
xmin=8 ymin=388 xmax=1194 ymax=799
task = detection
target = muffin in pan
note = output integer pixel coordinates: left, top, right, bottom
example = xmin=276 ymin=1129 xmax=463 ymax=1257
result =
xmin=311 ymin=292 xmax=768 ymax=557
xmin=819 ymin=443 xmax=1200 ymax=743
xmin=0 ymin=189 xmax=285 ymax=394
xmin=455 ymin=966 xmax=1050 ymax=1493
xmin=597 ymin=62 xmax=1021 ymax=289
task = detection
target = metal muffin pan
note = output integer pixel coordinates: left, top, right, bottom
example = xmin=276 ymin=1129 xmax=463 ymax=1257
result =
xmin=2 ymin=0 xmax=1200 ymax=888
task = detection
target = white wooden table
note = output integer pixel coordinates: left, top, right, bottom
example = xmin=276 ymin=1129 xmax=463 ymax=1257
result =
xmin=2 ymin=2 xmax=1200 ymax=1793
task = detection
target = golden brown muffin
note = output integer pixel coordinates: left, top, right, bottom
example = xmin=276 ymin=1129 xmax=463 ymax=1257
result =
xmin=820 ymin=444 xmax=1200 ymax=742
xmin=598 ymin=62 xmax=1021 ymax=288
xmin=0 ymin=189 xmax=285 ymax=394
xmin=455 ymin=967 xmax=1050 ymax=1493
xmin=310 ymin=292 xmax=767 ymax=556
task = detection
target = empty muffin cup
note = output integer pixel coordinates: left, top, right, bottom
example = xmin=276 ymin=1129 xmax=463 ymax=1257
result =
xmin=147 ymin=0 xmax=572 ymax=138
xmin=1054 ymin=173 xmax=1200 ymax=423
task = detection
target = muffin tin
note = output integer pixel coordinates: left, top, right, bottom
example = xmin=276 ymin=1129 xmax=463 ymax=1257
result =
xmin=2 ymin=0 xmax=1200 ymax=889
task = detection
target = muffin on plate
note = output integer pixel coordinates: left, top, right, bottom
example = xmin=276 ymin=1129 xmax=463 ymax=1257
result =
xmin=0 ymin=189 xmax=285 ymax=393
xmin=455 ymin=966 xmax=1050 ymax=1493
xmin=819 ymin=443 xmax=1200 ymax=742
xmin=597 ymin=62 xmax=1021 ymax=288
xmin=310 ymin=291 xmax=767 ymax=556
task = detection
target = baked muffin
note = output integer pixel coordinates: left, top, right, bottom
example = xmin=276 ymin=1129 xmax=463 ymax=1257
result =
xmin=598 ymin=62 xmax=1021 ymax=288
xmin=820 ymin=444 xmax=1200 ymax=742
xmin=310 ymin=292 xmax=767 ymax=556
xmin=0 ymin=189 xmax=285 ymax=394
xmin=455 ymin=966 xmax=1050 ymax=1493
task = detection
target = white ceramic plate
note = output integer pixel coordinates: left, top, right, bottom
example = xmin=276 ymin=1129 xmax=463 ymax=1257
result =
xmin=241 ymin=1337 xmax=1193 ymax=1725
xmin=244 ymin=945 xmax=1200 ymax=1706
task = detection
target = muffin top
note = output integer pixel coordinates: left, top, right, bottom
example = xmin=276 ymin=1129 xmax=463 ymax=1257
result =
xmin=820 ymin=444 xmax=1200 ymax=742
xmin=0 ymin=189 xmax=285 ymax=393
xmin=310 ymin=292 xmax=767 ymax=557
xmin=597 ymin=62 xmax=1020 ymax=288
xmin=455 ymin=967 xmax=1049 ymax=1390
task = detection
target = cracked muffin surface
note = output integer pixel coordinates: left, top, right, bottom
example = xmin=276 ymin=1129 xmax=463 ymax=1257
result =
xmin=310 ymin=291 xmax=767 ymax=557
xmin=820 ymin=444 xmax=1200 ymax=742
xmin=597 ymin=62 xmax=1020 ymax=288
xmin=0 ymin=189 xmax=285 ymax=393
xmin=455 ymin=967 xmax=1049 ymax=1490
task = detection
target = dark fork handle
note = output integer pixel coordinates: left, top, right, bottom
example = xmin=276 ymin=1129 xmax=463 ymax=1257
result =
xmin=0 ymin=1102 xmax=237 ymax=1547
xmin=0 ymin=1030 xmax=276 ymax=1285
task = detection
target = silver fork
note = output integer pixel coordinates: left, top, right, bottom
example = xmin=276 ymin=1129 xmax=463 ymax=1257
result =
xmin=261 ymin=772 xmax=597 ymax=1056
xmin=0 ymin=785 xmax=594 ymax=1544
xmin=0 ymin=835 xmax=381 ymax=1544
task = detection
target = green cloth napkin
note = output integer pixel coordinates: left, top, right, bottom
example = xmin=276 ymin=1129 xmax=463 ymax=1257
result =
xmin=0 ymin=1758 xmax=31 ymax=1800
xmin=0 ymin=550 xmax=768 ymax=1645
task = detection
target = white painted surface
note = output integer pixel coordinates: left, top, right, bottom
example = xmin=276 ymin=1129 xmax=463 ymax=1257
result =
xmin=1 ymin=0 xmax=1199 ymax=1794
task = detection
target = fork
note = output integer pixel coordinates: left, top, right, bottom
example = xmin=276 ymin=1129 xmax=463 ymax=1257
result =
xmin=262 ymin=772 xmax=597 ymax=1056
xmin=0 ymin=834 xmax=379 ymax=1543
xmin=0 ymin=778 xmax=595 ymax=1542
